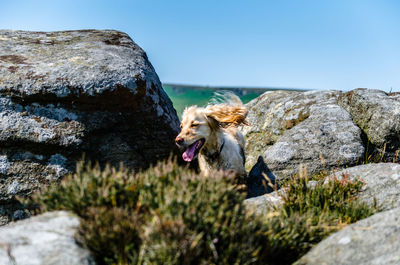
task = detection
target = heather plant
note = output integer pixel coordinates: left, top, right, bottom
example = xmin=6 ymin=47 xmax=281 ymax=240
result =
xmin=263 ymin=169 xmax=376 ymax=264
xmin=27 ymin=159 xmax=377 ymax=265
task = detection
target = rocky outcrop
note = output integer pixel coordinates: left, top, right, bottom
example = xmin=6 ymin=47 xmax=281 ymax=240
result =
xmin=328 ymin=163 xmax=400 ymax=210
xmin=0 ymin=30 xmax=179 ymax=224
xmin=241 ymin=90 xmax=364 ymax=180
xmin=0 ymin=211 xmax=94 ymax=265
xmin=296 ymin=207 xmax=400 ymax=265
xmin=338 ymin=88 xmax=400 ymax=159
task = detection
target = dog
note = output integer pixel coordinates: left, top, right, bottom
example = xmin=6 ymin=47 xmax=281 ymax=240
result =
xmin=175 ymin=92 xmax=248 ymax=178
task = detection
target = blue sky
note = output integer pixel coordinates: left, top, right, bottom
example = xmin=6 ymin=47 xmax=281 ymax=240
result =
xmin=1 ymin=0 xmax=400 ymax=91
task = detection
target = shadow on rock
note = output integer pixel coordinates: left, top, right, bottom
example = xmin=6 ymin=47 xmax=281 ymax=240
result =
xmin=247 ymin=156 xmax=278 ymax=198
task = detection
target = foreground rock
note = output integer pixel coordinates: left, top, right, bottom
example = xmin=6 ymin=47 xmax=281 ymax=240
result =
xmin=0 ymin=211 xmax=94 ymax=265
xmin=339 ymin=88 xmax=400 ymax=159
xmin=297 ymin=207 xmax=400 ymax=265
xmin=0 ymin=30 xmax=179 ymax=223
xmin=329 ymin=163 xmax=400 ymax=210
xmin=241 ymin=90 xmax=364 ymax=180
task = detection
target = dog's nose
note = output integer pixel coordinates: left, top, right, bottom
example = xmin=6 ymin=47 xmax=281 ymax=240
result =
xmin=175 ymin=137 xmax=184 ymax=145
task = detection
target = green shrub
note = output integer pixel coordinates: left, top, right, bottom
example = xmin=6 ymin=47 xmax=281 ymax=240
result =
xmin=27 ymin=159 xmax=377 ymax=265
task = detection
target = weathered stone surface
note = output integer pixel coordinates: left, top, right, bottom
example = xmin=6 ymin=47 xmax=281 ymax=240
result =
xmin=0 ymin=211 xmax=94 ymax=265
xmin=0 ymin=30 xmax=160 ymax=99
xmin=244 ymin=190 xmax=284 ymax=215
xmin=244 ymin=180 xmax=321 ymax=215
xmin=338 ymin=88 xmax=400 ymax=158
xmin=241 ymin=90 xmax=364 ymax=180
xmin=296 ymin=207 xmax=400 ymax=265
xmin=0 ymin=30 xmax=179 ymax=223
xmin=329 ymin=163 xmax=400 ymax=210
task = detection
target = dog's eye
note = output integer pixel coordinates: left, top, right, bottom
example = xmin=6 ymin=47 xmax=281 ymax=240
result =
xmin=191 ymin=123 xmax=199 ymax=128
xmin=180 ymin=124 xmax=183 ymax=129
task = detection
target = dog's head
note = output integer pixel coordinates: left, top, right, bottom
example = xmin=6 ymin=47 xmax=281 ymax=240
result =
xmin=175 ymin=106 xmax=219 ymax=162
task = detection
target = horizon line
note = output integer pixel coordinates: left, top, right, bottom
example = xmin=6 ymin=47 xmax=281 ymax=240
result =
xmin=162 ymin=82 xmax=312 ymax=92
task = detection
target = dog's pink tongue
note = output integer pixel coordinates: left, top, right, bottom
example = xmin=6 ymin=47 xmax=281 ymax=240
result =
xmin=182 ymin=144 xmax=197 ymax=162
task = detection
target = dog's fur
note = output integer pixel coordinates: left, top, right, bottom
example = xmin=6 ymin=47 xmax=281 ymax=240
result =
xmin=175 ymin=92 xmax=248 ymax=177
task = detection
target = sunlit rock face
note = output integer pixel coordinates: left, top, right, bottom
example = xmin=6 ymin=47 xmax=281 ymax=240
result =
xmin=338 ymin=88 xmax=400 ymax=159
xmin=0 ymin=30 xmax=179 ymax=224
xmin=241 ymin=90 xmax=365 ymax=180
xmin=0 ymin=211 xmax=94 ymax=265
xmin=327 ymin=163 xmax=400 ymax=211
xmin=297 ymin=206 xmax=400 ymax=265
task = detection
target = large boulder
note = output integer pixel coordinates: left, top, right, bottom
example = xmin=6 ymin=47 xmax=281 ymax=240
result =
xmin=241 ymin=90 xmax=364 ymax=180
xmin=328 ymin=163 xmax=400 ymax=210
xmin=296 ymin=207 xmax=400 ymax=265
xmin=0 ymin=211 xmax=94 ymax=265
xmin=0 ymin=30 xmax=179 ymax=224
xmin=338 ymin=88 xmax=400 ymax=159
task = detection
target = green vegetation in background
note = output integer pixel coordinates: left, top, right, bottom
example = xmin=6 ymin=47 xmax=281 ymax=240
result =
xmin=27 ymin=159 xmax=377 ymax=265
xmin=163 ymin=84 xmax=268 ymax=119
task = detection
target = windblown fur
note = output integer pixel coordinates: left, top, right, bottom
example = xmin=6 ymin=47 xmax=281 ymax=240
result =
xmin=175 ymin=91 xmax=248 ymax=178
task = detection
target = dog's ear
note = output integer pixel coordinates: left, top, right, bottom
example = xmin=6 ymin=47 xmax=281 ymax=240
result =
xmin=205 ymin=105 xmax=248 ymax=127
xmin=205 ymin=115 xmax=220 ymax=131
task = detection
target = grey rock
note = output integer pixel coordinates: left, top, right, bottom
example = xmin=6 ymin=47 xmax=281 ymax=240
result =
xmin=296 ymin=207 xmax=400 ymax=265
xmin=0 ymin=30 xmax=159 ymax=98
xmin=329 ymin=163 xmax=400 ymax=210
xmin=244 ymin=190 xmax=284 ymax=215
xmin=338 ymin=88 xmax=400 ymax=158
xmin=244 ymin=180 xmax=321 ymax=215
xmin=0 ymin=30 xmax=179 ymax=223
xmin=241 ymin=90 xmax=364 ymax=180
xmin=0 ymin=211 xmax=94 ymax=265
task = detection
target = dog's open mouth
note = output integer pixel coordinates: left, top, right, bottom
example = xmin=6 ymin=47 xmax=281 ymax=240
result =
xmin=182 ymin=138 xmax=205 ymax=162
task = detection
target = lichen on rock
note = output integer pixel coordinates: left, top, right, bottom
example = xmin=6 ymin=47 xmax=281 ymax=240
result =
xmin=241 ymin=90 xmax=365 ymax=180
xmin=0 ymin=29 xmax=179 ymax=224
xmin=297 ymin=206 xmax=400 ymax=265
xmin=327 ymin=163 xmax=400 ymax=210
xmin=338 ymin=88 xmax=400 ymax=159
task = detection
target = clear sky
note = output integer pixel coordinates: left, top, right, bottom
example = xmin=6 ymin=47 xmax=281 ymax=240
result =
xmin=1 ymin=0 xmax=400 ymax=91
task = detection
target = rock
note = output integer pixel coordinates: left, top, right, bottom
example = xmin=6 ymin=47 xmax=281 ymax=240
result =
xmin=241 ymin=90 xmax=364 ymax=180
xmin=244 ymin=179 xmax=322 ymax=215
xmin=244 ymin=190 xmax=284 ymax=215
xmin=0 ymin=201 xmax=30 ymax=226
xmin=338 ymin=88 xmax=400 ymax=158
xmin=0 ymin=211 xmax=94 ymax=265
xmin=328 ymin=163 xmax=400 ymax=210
xmin=246 ymin=156 xmax=277 ymax=198
xmin=0 ymin=30 xmax=179 ymax=224
xmin=296 ymin=207 xmax=400 ymax=265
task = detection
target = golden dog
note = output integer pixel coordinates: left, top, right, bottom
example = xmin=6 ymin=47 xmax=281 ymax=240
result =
xmin=175 ymin=92 xmax=248 ymax=178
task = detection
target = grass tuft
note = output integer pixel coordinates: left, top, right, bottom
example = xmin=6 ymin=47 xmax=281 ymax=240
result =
xmin=27 ymin=159 xmax=377 ymax=265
